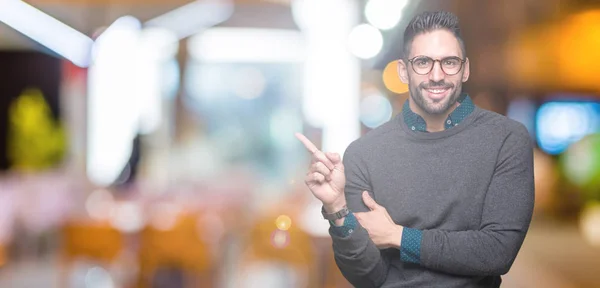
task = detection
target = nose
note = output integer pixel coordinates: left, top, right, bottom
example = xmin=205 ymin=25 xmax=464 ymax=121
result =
xmin=429 ymin=60 xmax=445 ymax=82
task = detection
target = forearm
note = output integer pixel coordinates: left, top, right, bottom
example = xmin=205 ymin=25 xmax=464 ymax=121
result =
xmin=417 ymin=224 xmax=529 ymax=276
xmin=331 ymin=219 xmax=389 ymax=288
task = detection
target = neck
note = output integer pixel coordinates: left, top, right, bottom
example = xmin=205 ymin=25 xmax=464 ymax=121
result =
xmin=409 ymin=98 xmax=459 ymax=132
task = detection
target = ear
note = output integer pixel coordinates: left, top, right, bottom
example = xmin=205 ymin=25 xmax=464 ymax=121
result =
xmin=462 ymin=57 xmax=470 ymax=82
xmin=397 ymin=59 xmax=409 ymax=84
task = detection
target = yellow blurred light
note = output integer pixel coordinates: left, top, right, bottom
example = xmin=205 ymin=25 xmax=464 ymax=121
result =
xmin=275 ymin=215 xmax=292 ymax=231
xmin=557 ymin=10 xmax=600 ymax=91
xmin=382 ymin=60 xmax=408 ymax=94
xmin=580 ymin=202 xmax=600 ymax=247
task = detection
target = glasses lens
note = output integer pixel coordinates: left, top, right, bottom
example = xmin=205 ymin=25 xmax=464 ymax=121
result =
xmin=441 ymin=57 xmax=462 ymax=75
xmin=412 ymin=57 xmax=432 ymax=74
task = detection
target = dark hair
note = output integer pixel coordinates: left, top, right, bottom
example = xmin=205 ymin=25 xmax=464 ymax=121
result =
xmin=402 ymin=11 xmax=466 ymax=59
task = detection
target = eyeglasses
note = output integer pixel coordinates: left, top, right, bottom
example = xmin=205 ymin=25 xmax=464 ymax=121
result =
xmin=406 ymin=56 xmax=466 ymax=76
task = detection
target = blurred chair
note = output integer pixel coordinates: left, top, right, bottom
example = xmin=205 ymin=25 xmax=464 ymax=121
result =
xmin=137 ymin=212 xmax=214 ymax=288
xmin=235 ymin=211 xmax=318 ymax=288
xmin=60 ymin=221 xmax=124 ymax=287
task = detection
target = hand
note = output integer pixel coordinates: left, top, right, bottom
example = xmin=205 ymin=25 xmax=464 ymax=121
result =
xmin=355 ymin=191 xmax=403 ymax=249
xmin=295 ymin=132 xmax=346 ymax=212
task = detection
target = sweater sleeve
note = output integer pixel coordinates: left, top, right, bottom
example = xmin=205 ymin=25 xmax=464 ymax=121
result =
xmin=415 ymin=124 xmax=535 ymax=276
xmin=331 ymin=142 xmax=391 ymax=288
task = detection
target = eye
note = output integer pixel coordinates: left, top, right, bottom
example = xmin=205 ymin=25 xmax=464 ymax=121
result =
xmin=414 ymin=58 xmax=430 ymax=67
xmin=443 ymin=58 xmax=460 ymax=67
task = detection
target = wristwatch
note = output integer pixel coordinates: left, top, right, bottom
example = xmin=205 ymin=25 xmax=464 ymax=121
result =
xmin=321 ymin=205 xmax=350 ymax=221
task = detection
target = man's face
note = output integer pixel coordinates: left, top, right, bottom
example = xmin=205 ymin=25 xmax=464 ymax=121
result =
xmin=398 ymin=29 xmax=470 ymax=116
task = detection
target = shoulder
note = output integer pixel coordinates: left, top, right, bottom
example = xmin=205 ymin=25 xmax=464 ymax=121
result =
xmin=474 ymin=108 xmax=532 ymax=150
xmin=474 ymin=108 xmax=530 ymax=139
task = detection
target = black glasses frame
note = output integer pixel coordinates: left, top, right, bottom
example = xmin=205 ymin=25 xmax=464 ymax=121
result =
xmin=405 ymin=56 xmax=466 ymax=76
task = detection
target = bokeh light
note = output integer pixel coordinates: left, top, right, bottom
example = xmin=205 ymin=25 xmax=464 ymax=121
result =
xmin=382 ymin=60 xmax=408 ymax=94
xmin=360 ymin=92 xmax=393 ymax=129
xmin=562 ymin=133 xmax=600 ymax=191
xmin=84 ymin=266 xmax=115 ymax=288
xmin=347 ymin=24 xmax=383 ymax=59
xmin=536 ymin=101 xmax=600 ymax=155
xmin=85 ymin=189 xmax=115 ymax=221
xmin=149 ymin=202 xmax=181 ymax=231
xmin=365 ymin=0 xmax=408 ymax=30
xmin=275 ymin=215 xmax=292 ymax=231
xmin=580 ymin=202 xmax=600 ymax=247
xmin=109 ymin=202 xmax=144 ymax=233
xmin=271 ymin=230 xmax=290 ymax=249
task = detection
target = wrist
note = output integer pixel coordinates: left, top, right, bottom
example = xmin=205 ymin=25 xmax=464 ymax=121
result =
xmin=389 ymin=225 xmax=404 ymax=249
xmin=323 ymin=198 xmax=347 ymax=214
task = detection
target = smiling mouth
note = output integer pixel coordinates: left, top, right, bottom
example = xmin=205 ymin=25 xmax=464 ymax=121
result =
xmin=425 ymin=88 xmax=450 ymax=94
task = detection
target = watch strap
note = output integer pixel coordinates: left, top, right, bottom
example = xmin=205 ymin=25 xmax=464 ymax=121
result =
xmin=322 ymin=205 xmax=350 ymax=221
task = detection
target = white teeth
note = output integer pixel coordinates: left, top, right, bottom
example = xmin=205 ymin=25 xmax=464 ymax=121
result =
xmin=427 ymin=89 xmax=446 ymax=93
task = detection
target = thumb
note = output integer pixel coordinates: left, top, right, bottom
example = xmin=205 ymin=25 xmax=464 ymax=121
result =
xmin=362 ymin=191 xmax=378 ymax=211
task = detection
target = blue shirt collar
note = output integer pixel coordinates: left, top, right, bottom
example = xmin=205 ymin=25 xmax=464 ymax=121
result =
xmin=402 ymin=93 xmax=475 ymax=132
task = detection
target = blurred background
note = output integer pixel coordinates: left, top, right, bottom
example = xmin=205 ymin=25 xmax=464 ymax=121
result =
xmin=0 ymin=0 xmax=599 ymax=287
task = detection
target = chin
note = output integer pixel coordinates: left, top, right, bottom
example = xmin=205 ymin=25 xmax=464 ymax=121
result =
xmin=422 ymin=98 xmax=450 ymax=114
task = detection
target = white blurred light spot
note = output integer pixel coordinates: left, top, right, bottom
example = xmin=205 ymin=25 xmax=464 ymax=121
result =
xmin=292 ymin=0 xmax=361 ymax=152
xmin=348 ymin=24 xmax=383 ymax=59
xmin=138 ymin=27 xmax=179 ymax=61
xmin=360 ymin=93 xmax=393 ymax=128
xmin=87 ymin=16 xmax=142 ymax=186
xmin=580 ymin=203 xmax=600 ymax=247
xmin=85 ymin=266 xmax=115 ymax=288
xmin=365 ymin=0 xmax=408 ymax=30
xmin=110 ymin=202 xmax=144 ymax=233
xmin=0 ymin=0 xmax=93 ymax=67
xmin=231 ymin=67 xmax=266 ymax=99
xmin=85 ymin=189 xmax=115 ymax=221
xmin=145 ymin=0 xmax=233 ymax=40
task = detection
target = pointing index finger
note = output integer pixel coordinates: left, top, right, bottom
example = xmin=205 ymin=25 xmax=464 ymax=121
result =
xmin=295 ymin=133 xmax=319 ymax=154
xmin=295 ymin=133 xmax=335 ymax=170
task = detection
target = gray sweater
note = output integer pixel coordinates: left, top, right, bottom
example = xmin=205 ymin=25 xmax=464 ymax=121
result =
xmin=331 ymin=106 xmax=535 ymax=287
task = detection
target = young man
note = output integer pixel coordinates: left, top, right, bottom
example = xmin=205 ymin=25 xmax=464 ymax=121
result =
xmin=296 ymin=10 xmax=534 ymax=288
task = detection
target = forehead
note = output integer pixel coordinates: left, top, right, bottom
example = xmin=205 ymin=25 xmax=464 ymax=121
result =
xmin=409 ymin=29 xmax=463 ymax=59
